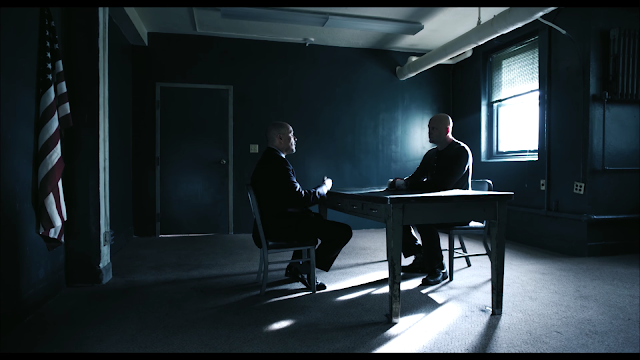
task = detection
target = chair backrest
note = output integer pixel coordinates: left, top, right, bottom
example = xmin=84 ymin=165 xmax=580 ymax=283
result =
xmin=246 ymin=184 xmax=268 ymax=250
xmin=471 ymin=179 xmax=493 ymax=192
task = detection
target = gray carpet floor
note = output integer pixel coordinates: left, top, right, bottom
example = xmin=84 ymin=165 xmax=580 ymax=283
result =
xmin=1 ymin=228 xmax=638 ymax=353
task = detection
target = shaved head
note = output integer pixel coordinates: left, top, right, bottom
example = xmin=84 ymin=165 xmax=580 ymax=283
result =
xmin=266 ymin=121 xmax=297 ymax=155
xmin=428 ymin=113 xmax=454 ymax=149
xmin=266 ymin=121 xmax=292 ymax=146
xmin=430 ymin=113 xmax=453 ymax=130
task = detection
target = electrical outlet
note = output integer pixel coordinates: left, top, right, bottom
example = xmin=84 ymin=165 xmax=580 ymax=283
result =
xmin=573 ymin=181 xmax=585 ymax=194
xmin=540 ymin=179 xmax=546 ymax=190
xmin=250 ymin=144 xmax=259 ymax=153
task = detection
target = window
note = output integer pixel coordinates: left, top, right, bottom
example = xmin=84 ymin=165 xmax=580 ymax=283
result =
xmin=486 ymin=37 xmax=540 ymax=161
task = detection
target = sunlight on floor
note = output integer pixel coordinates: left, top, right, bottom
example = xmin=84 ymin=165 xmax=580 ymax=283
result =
xmin=264 ymin=319 xmax=295 ymax=332
xmin=264 ymin=292 xmax=310 ymax=303
xmin=335 ymin=288 xmax=377 ymax=301
xmin=421 ymin=285 xmax=448 ymax=303
xmin=373 ymin=302 xmax=462 ymax=353
xmin=326 ymin=270 xmax=389 ymax=292
xmin=371 ymin=277 xmax=423 ymax=294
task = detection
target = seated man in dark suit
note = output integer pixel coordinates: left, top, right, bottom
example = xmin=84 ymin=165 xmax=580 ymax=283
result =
xmin=250 ymin=121 xmax=353 ymax=291
xmin=388 ymin=113 xmax=472 ymax=286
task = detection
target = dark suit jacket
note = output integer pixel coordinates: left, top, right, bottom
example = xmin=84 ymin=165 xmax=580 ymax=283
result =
xmin=250 ymin=146 xmax=327 ymax=248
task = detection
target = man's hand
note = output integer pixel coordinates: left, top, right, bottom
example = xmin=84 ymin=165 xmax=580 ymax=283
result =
xmin=387 ymin=177 xmax=406 ymax=190
xmin=395 ymin=178 xmax=407 ymax=190
xmin=323 ymin=176 xmax=333 ymax=191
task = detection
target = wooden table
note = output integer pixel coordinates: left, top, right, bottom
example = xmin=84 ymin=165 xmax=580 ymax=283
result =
xmin=318 ymin=187 xmax=514 ymax=323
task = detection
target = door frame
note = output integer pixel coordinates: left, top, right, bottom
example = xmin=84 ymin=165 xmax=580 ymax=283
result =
xmin=155 ymin=83 xmax=234 ymax=236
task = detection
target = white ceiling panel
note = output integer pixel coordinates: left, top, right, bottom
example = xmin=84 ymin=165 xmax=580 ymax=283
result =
xmin=132 ymin=7 xmax=510 ymax=53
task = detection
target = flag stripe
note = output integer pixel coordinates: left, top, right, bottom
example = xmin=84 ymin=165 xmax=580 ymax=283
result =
xmin=39 ymin=85 xmax=55 ymax=116
xmin=38 ymin=140 xmax=61 ymax=185
xmin=37 ymin=7 xmax=72 ymax=248
xmin=39 ymin=155 xmax=64 ymax=202
xmin=56 ymin=81 xmax=67 ymax=96
xmin=58 ymin=102 xmax=70 ymax=118
xmin=38 ymin=122 xmax=60 ymax=174
xmin=58 ymin=178 xmax=67 ymax=221
xmin=44 ymin=190 xmax=62 ymax=228
xmin=38 ymin=110 xmax=59 ymax=150
xmin=56 ymin=71 xmax=66 ymax=83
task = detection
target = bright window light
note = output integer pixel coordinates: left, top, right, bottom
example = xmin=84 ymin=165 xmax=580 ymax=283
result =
xmin=484 ymin=36 xmax=540 ymax=161
xmin=495 ymin=90 xmax=539 ymax=152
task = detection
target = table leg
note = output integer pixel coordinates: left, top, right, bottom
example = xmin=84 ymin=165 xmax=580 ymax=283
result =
xmin=318 ymin=203 xmax=327 ymax=220
xmin=386 ymin=205 xmax=403 ymax=323
xmin=489 ymin=201 xmax=507 ymax=315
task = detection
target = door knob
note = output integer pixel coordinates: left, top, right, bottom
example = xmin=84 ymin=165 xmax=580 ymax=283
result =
xmin=220 ymin=159 xmax=227 ymax=165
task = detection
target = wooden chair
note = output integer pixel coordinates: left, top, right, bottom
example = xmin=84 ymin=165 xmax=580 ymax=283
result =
xmin=246 ymin=184 xmax=317 ymax=295
xmin=441 ymin=179 xmax=493 ymax=281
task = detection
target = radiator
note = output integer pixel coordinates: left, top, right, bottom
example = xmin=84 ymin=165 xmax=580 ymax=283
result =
xmin=608 ymin=28 xmax=639 ymax=101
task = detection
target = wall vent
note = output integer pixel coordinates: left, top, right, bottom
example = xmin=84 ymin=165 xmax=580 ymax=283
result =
xmin=607 ymin=28 xmax=639 ymax=101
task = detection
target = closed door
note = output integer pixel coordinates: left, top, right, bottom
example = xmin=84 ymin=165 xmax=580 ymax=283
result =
xmin=157 ymin=84 xmax=232 ymax=236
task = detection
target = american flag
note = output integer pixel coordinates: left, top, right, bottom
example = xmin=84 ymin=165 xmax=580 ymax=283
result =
xmin=37 ymin=7 xmax=72 ymax=250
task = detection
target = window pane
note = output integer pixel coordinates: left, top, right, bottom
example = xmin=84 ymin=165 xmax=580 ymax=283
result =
xmin=491 ymin=39 xmax=539 ymax=102
xmin=495 ymin=91 xmax=539 ymax=152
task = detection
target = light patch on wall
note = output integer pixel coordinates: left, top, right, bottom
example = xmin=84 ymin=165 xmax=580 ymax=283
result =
xmin=407 ymin=116 xmax=433 ymax=159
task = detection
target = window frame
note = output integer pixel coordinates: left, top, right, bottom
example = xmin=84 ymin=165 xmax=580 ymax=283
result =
xmin=481 ymin=28 xmax=548 ymax=163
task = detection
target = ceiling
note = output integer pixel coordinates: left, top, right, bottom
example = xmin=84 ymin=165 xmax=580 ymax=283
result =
xmin=133 ymin=7 xmax=510 ymax=54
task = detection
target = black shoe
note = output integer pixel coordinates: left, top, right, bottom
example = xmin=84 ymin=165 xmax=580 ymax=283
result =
xmin=421 ymin=268 xmax=449 ymax=286
xmin=401 ymin=254 xmax=429 ymax=273
xmin=285 ymin=264 xmax=311 ymax=288
xmin=306 ymin=276 xmax=327 ymax=291
xmin=285 ymin=264 xmax=326 ymax=291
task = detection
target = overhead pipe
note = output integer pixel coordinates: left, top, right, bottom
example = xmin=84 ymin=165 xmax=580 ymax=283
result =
xmin=403 ymin=49 xmax=473 ymax=67
xmin=396 ymin=7 xmax=557 ymax=80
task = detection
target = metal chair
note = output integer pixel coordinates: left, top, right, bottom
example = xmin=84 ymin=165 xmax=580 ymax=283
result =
xmin=246 ymin=184 xmax=317 ymax=295
xmin=441 ymin=179 xmax=493 ymax=281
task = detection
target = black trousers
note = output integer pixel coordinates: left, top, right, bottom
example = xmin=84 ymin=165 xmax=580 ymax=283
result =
xmin=401 ymin=222 xmax=468 ymax=271
xmin=263 ymin=212 xmax=353 ymax=272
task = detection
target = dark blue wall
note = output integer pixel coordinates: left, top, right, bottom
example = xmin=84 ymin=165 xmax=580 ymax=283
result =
xmin=1 ymin=7 xmax=134 ymax=335
xmin=57 ymin=7 xmax=103 ymax=286
xmin=2 ymin=6 xmax=638 ymax=338
xmin=0 ymin=7 xmax=66 ymax=336
xmin=452 ymin=7 xmax=639 ymax=256
xmin=131 ymin=32 xmax=453 ymax=236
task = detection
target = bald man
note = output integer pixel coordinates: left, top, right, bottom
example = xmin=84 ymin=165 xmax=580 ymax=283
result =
xmin=250 ymin=121 xmax=353 ymax=291
xmin=388 ymin=113 xmax=472 ymax=286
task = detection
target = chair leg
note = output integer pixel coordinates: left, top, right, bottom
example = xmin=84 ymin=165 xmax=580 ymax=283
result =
xmin=458 ymin=235 xmax=472 ymax=267
xmin=448 ymin=232 xmax=455 ymax=282
xmin=309 ymin=248 xmax=316 ymax=293
xmin=256 ymin=251 xmax=264 ymax=283
xmin=260 ymin=256 xmax=268 ymax=296
xmin=482 ymin=226 xmax=492 ymax=258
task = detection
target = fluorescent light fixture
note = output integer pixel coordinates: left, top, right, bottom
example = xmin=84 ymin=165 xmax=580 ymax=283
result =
xmin=220 ymin=7 xmax=424 ymax=35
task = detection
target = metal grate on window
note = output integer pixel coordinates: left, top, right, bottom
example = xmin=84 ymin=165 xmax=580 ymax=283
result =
xmin=491 ymin=38 xmax=539 ymax=102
